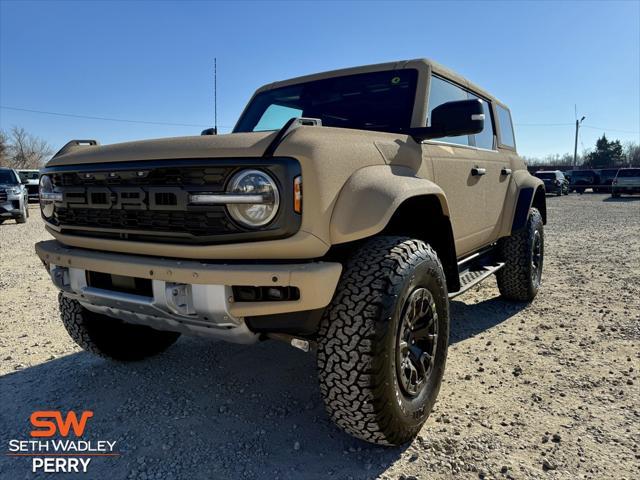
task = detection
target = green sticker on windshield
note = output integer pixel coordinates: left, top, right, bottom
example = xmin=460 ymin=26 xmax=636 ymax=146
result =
xmin=391 ymin=76 xmax=401 ymax=85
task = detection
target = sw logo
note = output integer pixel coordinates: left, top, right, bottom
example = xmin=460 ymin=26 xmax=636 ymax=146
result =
xmin=30 ymin=410 xmax=94 ymax=437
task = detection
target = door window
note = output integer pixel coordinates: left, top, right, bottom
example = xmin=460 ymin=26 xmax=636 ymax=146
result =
xmin=427 ymin=76 xmax=470 ymax=146
xmin=468 ymin=93 xmax=495 ymax=150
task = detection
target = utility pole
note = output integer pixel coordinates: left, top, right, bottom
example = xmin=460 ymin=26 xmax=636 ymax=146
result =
xmin=573 ymin=114 xmax=586 ymax=167
xmin=214 ymin=58 xmax=217 ymax=135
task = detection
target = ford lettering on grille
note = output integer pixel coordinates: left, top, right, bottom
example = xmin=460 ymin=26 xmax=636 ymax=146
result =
xmin=60 ymin=187 xmax=190 ymax=211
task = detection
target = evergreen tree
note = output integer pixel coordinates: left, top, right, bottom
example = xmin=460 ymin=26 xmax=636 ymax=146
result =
xmin=585 ymin=134 xmax=623 ymax=168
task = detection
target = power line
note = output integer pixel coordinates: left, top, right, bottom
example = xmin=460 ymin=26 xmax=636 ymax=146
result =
xmin=581 ymin=125 xmax=640 ymax=134
xmin=1 ymin=104 xmax=637 ymax=135
xmin=514 ymin=123 xmax=574 ymax=127
xmin=0 ymin=105 xmax=232 ymax=128
xmin=514 ymin=122 xmax=639 ymax=134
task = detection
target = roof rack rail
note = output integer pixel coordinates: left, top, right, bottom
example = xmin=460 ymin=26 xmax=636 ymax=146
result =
xmin=53 ymin=139 xmax=100 ymax=158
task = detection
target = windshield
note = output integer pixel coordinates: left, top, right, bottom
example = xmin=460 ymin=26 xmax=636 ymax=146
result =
xmin=618 ymin=169 xmax=640 ymax=177
xmin=235 ymin=69 xmax=418 ymax=134
xmin=20 ymin=171 xmax=39 ymax=180
xmin=0 ymin=170 xmax=19 ymax=184
xmin=535 ymin=172 xmax=556 ymax=180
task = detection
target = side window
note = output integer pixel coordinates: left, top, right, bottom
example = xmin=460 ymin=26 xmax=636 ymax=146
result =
xmin=427 ymin=75 xmax=469 ymax=146
xmin=254 ymin=104 xmax=303 ymax=131
xmin=496 ymin=105 xmax=515 ymax=148
xmin=468 ymin=93 xmax=495 ymax=150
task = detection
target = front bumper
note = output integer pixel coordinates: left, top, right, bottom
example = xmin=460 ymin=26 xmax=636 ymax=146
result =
xmin=35 ymin=240 xmax=341 ymax=343
xmin=0 ymin=197 xmax=22 ymax=217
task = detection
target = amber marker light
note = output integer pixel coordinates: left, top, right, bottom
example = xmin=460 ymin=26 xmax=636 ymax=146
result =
xmin=293 ymin=176 xmax=302 ymax=214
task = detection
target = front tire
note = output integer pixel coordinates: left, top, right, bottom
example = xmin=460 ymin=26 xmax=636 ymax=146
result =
xmin=59 ymin=294 xmax=181 ymax=361
xmin=16 ymin=201 xmax=27 ymax=223
xmin=316 ymin=237 xmax=449 ymax=445
xmin=496 ymin=208 xmax=544 ymax=301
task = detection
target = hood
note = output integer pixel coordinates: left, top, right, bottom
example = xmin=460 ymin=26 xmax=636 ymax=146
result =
xmin=46 ymin=131 xmax=278 ymax=167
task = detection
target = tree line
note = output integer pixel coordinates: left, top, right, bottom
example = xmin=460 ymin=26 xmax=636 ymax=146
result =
xmin=0 ymin=127 xmax=52 ymax=169
xmin=525 ymin=135 xmax=640 ymax=168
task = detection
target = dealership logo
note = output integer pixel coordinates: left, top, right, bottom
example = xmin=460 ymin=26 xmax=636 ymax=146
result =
xmin=6 ymin=410 xmax=119 ymax=473
xmin=30 ymin=411 xmax=94 ymax=437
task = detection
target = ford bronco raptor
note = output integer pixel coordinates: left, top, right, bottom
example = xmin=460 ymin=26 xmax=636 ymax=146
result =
xmin=35 ymin=59 xmax=545 ymax=446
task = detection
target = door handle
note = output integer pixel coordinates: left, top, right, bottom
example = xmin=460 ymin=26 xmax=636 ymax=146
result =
xmin=471 ymin=166 xmax=486 ymax=176
xmin=501 ymin=168 xmax=512 ymax=176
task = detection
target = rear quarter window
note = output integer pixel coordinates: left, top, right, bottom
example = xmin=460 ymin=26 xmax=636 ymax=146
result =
xmin=496 ymin=105 xmax=515 ymax=149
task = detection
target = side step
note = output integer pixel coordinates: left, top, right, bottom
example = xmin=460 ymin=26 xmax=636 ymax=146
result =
xmin=448 ymin=246 xmax=505 ymax=299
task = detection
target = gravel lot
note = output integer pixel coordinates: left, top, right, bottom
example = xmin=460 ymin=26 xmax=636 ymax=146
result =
xmin=1 ymin=194 xmax=639 ymax=480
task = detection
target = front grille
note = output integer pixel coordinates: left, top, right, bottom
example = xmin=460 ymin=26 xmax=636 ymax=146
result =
xmin=0 ymin=190 xmax=7 ymax=202
xmin=26 ymin=185 xmax=39 ymax=195
xmin=52 ymin=166 xmax=232 ymax=188
xmin=55 ymin=207 xmax=235 ymax=236
xmin=43 ymin=158 xmax=301 ymax=245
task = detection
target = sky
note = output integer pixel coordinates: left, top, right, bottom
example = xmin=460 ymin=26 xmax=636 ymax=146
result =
xmin=1 ymin=0 xmax=639 ymax=160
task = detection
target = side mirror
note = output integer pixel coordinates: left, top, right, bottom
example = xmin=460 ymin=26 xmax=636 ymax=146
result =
xmin=201 ymin=128 xmax=217 ymax=136
xmin=410 ymin=99 xmax=485 ymax=142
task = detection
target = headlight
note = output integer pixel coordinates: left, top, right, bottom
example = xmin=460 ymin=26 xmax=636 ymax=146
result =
xmin=6 ymin=186 xmax=21 ymax=195
xmin=39 ymin=175 xmax=58 ymax=219
xmin=226 ymin=169 xmax=280 ymax=228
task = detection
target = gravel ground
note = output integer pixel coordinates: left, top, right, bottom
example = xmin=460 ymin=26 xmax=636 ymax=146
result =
xmin=1 ymin=194 xmax=638 ymax=480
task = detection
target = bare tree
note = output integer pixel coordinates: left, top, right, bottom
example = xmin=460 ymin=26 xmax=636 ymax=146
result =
xmin=6 ymin=127 xmax=52 ymax=169
xmin=623 ymin=142 xmax=640 ymax=167
xmin=0 ymin=129 xmax=8 ymax=167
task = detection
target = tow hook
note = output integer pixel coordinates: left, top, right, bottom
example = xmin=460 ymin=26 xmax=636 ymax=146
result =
xmin=290 ymin=338 xmax=310 ymax=352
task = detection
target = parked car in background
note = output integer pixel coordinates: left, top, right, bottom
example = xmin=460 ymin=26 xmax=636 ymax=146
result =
xmin=534 ymin=170 xmax=568 ymax=196
xmin=17 ymin=169 xmax=40 ymax=202
xmin=0 ymin=167 xmax=29 ymax=224
xmin=569 ymin=169 xmax=599 ymax=193
xmin=595 ymin=168 xmax=619 ymax=193
xmin=611 ymin=168 xmax=640 ymax=197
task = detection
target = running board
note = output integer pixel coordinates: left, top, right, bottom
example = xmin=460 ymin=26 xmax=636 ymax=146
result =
xmin=449 ymin=262 xmax=505 ymax=299
xmin=448 ymin=244 xmax=505 ymax=299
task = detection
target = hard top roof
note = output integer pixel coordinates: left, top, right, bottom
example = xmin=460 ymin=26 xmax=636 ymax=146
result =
xmin=255 ymin=58 xmax=507 ymax=109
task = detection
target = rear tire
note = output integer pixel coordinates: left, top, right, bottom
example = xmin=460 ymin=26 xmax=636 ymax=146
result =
xmin=59 ymin=294 xmax=181 ymax=361
xmin=496 ymin=208 xmax=544 ymax=301
xmin=316 ymin=236 xmax=449 ymax=445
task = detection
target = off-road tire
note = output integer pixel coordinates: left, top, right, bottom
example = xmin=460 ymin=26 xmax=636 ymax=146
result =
xmin=496 ymin=208 xmax=544 ymax=301
xmin=316 ymin=236 xmax=449 ymax=446
xmin=59 ymin=294 xmax=181 ymax=361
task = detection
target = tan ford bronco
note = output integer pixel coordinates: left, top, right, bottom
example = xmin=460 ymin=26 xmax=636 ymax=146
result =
xmin=35 ymin=59 xmax=546 ymax=445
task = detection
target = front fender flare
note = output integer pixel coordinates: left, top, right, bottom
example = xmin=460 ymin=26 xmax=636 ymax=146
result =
xmin=330 ymin=165 xmax=449 ymax=244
